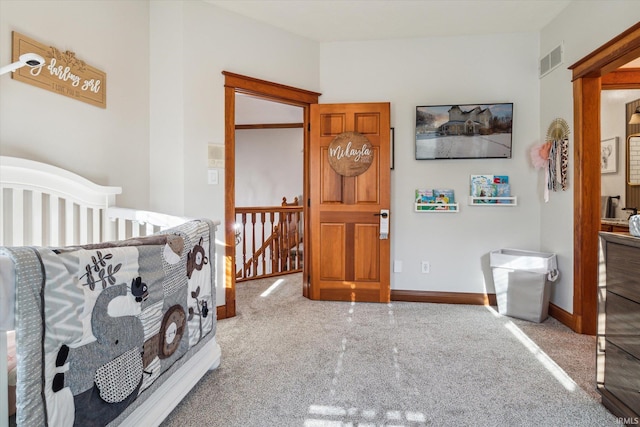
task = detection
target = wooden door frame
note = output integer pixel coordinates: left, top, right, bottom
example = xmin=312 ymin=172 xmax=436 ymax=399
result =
xmin=219 ymin=72 xmax=320 ymax=319
xmin=568 ymin=22 xmax=640 ymax=335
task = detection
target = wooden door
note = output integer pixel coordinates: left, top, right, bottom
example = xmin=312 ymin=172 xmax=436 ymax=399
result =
xmin=309 ymin=102 xmax=391 ymax=302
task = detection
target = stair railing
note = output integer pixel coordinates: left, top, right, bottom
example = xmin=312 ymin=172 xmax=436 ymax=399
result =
xmin=235 ymin=204 xmax=303 ymax=281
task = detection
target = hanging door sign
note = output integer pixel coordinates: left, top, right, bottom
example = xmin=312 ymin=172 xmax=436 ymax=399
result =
xmin=328 ymin=131 xmax=374 ymax=176
xmin=11 ymin=31 xmax=107 ymax=108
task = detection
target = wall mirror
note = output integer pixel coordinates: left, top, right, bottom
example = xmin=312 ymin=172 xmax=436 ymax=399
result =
xmin=628 ymin=134 xmax=640 ymax=185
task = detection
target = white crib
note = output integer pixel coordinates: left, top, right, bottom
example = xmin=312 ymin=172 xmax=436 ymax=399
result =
xmin=0 ymin=156 xmax=192 ymax=247
xmin=1 ymin=156 xmax=221 ymax=427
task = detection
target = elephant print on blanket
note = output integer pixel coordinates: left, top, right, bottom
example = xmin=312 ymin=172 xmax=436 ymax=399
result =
xmin=28 ymin=220 xmax=217 ymax=427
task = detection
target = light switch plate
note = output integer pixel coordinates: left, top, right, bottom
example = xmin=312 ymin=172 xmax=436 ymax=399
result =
xmin=207 ymin=169 xmax=219 ymax=185
xmin=393 ymin=260 xmax=402 ymax=273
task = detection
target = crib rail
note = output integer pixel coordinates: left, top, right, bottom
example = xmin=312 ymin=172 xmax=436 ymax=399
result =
xmin=106 ymin=206 xmax=192 ymax=240
xmin=1 ymin=156 xmax=121 ymax=247
xmin=1 ymin=157 xmax=192 ymax=247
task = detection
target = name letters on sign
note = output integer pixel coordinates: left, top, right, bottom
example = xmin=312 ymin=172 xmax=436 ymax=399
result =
xmin=328 ymin=131 xmax=374 ymax=177
xmin=11 ymin=31 xmax=107 ymax=108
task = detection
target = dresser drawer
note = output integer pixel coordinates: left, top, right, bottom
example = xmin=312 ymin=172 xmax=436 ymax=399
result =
xmin=604 ymin=341 xmax=640 ymax=414
xmin=606 ymin=242 xmax=640 ymax=303
xmin=606 ymin=292 xmax=640 ymax=358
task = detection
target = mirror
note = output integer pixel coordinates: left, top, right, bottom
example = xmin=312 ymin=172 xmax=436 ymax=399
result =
xmin=628 ymin=134 xmax=640 ymax=185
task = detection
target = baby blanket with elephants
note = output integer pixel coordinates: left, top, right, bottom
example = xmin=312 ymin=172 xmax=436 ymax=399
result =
xmin=2 ymin=219 xmax=216 ymax=427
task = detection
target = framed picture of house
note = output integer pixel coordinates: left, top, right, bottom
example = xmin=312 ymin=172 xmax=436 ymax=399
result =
xmin=601 ymin=136 xmax=618 ymax=174
xmin=415 ymin=103 xmax=513 ymax=160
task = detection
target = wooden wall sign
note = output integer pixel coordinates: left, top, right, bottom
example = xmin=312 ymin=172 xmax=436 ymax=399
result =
xmin=328 ymin=131 xmax=374 ymax=176
xmin=11 ymin=31 xmax=107 ymax=108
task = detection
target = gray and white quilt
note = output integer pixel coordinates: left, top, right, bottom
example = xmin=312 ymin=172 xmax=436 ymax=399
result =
xmin=2 ymin=219 xmax=216 ymax=427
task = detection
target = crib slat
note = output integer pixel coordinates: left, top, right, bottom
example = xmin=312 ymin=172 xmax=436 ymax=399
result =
xmin=131 ymin=221 xmax=140 ymax=238
xmin=65 ymin=201 xmax=75 ymax=246
xmin=146 ymin=222 xmax=155 ymax=236
xmin=50 ymin=196 xmax=60 ymax=246
xmin=80 ymin=206 xmax=88 ymax=245
xmin=32 ymin=190 xmax=43 ymax=246
xmin=13 ymin=189 xmax=24 ymax=246
xmin=118 ymin=218 xmax=126 ymax=241
xmin=104 ymin=215 xmax=116 ymax=243
xmin=93 ymin=208 xmax=101 ymax=243
xmin=0 ymin=331 xmax=8 ymax=426
xmin=0 ymin=187 xmax=4 ymax=245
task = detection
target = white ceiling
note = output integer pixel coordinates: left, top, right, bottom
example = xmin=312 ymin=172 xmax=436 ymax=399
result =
xmin=220 ymin=0 xmax=639 ymax=122
xmin=205 ymin=0 xmax=572 ymax=42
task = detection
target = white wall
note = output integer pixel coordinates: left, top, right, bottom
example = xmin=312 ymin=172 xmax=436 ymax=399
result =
xmin=169 ymin=0 xmax=318 ymax=215
xmin=149 ymin=1 xmax=320 ymax=306
xmin=235 ymin=95 xmax=304 ymax=207
xmin=150 ymin=1 xmax=185 ymax=216
xmin=5 ymin=0 xmax=639 ymax=313
xmin=149 ymin=0 xmax=319 ymax=219
xmin=601 ymin=90 xmax=640 ymax=218
xmin=1 ymin=1 xmax=319 ymax=308
xmin=0 ymin=0 xmax=150 ymax=209
xmin=540 ymin=2 xmax=640 ymax=312
xmin=236 ymin=128 xmax=303 ymax=207
xmin=320 ymin=33 xmax=542 ymax=295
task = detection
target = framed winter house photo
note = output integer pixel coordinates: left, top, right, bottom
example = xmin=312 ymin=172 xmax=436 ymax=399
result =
xmin=415 ymin=103 xmax=514 ymax=160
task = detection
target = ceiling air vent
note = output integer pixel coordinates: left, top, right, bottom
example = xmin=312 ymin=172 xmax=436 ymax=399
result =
xmin=539 ymin=43 xmax=564 ymax=79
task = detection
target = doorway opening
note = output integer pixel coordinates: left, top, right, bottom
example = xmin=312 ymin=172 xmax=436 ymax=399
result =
xmin=234 ymin=94 xmax=304 ymax=282
xmin=569 ymin=22 xmax=640 ymax=334
xmin=220 ymin=72 xmax=321 ymax=318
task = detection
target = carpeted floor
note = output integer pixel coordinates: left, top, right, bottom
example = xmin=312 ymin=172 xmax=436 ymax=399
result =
xmin=161 ymin=273 xmax=617 ymax=426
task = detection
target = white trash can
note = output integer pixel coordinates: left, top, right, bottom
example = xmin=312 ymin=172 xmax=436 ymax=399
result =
xmin=490 ymin=249 xmax=559 ymax=323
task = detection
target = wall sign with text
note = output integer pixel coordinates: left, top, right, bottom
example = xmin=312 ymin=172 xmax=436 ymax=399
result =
xmin=328 ymin=131 xmax=374 ymax=177
xmin=11 ymin=31 xmax=107 ymax=108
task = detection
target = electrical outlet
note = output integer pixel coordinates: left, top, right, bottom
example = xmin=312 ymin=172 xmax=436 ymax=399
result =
xmin=421 ymin=261 xmax=430 ymax=273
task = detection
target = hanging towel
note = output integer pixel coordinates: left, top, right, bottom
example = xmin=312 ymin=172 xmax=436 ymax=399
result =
xmin=601 ymin=196 xmax=614 ymax=218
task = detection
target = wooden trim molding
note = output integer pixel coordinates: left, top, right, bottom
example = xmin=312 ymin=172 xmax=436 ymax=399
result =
xmin=223 ymin=71 xmax=320 ymax=318
xmin=391 ymin=290 xmax=497 ymax=306
xmin=601 ymin=68 xmax=640 ymax=89
xmin=571 ymin=76 xmax=602 ymax=336
xmin=569 ymin=22 xmax=640 ymax=80
xmin=224 ymin=85 xmax=237 ymax=318
xmin=216 ymin=305 xmax=227 ymax=320
xmin=222 ymin=71 xmax=321 ymax=105
xmin=548 ymin=302 xmax=575 ymax=330
xmin=569 ymin=22 xmax=640 ymax=335
xmin=391 ymin=291 xmax=575 ymax=328
xmin=235 ymin=123 xmax=304 ymax=130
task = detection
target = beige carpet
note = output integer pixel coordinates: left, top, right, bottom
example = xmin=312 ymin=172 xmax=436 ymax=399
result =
xmin=161 ymin=273 xmax=616 ymax=426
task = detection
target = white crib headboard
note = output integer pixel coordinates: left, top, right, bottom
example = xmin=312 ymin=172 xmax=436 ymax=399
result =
xmin=0 ymin=156 xmax=122 ymax=247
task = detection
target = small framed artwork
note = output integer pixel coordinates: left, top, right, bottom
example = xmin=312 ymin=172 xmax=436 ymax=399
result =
xmin=601 ymin=137 xmax=618 ymax=174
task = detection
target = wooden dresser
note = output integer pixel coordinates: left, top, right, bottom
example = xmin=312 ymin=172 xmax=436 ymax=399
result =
xmin=598 ymin=232 xmax=640 ymax=420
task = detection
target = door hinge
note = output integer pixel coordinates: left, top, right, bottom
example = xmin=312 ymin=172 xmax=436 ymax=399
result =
xmin=307 ymin=123 xmax=311 ymax=132
xmin=307 ymin=198 xmax=310 ymax=207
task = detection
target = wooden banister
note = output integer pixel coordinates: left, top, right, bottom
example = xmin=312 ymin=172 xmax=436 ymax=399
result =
xmin=235 ymin=203 xmax=303 ymax=281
